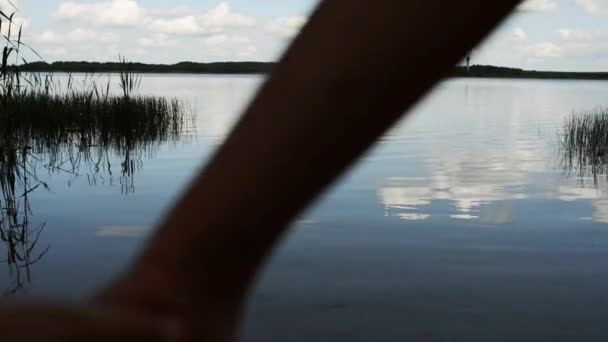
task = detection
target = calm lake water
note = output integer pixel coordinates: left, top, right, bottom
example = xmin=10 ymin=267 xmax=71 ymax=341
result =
xmin=3 ymin=75 xmax=608 ymax=340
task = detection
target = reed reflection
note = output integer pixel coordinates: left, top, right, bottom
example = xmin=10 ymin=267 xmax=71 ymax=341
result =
xmin=0 ymin=147 xmax=49 ymax=296
xmin=0 ymin=89 xmax=193 ymax=294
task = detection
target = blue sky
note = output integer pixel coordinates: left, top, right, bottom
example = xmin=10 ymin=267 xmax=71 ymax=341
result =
xmin=473 ymin=0 xmax=608 ymax=71
xmin=4 ymin=0 xmax=608 ymax=71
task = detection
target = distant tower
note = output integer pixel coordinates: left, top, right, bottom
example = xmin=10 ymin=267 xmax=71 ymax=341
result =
xmin=466 ymin=55 xmax=471 ymax=72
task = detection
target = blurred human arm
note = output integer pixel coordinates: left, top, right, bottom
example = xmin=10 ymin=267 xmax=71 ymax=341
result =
xmin=103 ymin=0 xmax=522 ymax=340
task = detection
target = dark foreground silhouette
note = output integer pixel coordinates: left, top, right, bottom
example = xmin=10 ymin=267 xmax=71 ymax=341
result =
xmin=0 ymin=1 xmax=522 ymax=341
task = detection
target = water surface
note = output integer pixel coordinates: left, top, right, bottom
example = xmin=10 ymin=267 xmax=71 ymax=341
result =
xmin=3 ymin=76 xmax=608 ymax=340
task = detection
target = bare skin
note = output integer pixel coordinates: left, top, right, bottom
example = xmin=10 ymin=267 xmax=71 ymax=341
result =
xmin=0 ymin=1 xmax=521 ymax=341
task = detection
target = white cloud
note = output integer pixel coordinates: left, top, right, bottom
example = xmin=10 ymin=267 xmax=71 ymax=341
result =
xmin=55 ymin=0 xmax=146 ymax=28
xmin=0 ymin=0 xmax=30 ymax=38
xmin=518 ymin=0 xmax=558 ymax=13
xmin=147 ymin=6 xmax=192 ymax=19
xmin=0 ymin=0 xmax=20 ymax=12
xmin=0 ymin=16 xmax=30 ymax=38
xmin=512 ymin=27 xmax=528 ymax=42
xmin=47 ymin=1 xmax=260 ymax=61
xmin=558 ymin=28 xmax=593 ymax=41
xmin=266 ymin=16 xmax=307 ymax=38
xmin=137 ymin=33 xmax=172 ymax=48
xmin=22 ymin=1 xmax=310 ymax=62
xmin=575 ymin=0 xmax=603 ymax=15
xmin=203 ymin=34 xmax=257 ymax=60
xmin=146 ymin=2 xmax=255 ymax=36
xmin=35 ymin=28 xmax=119 ymax=45
xmin=529 ymin=42 xmax=564 ymax=57
xmin=146 ymin=16 xmax=201 ymax=35
xmin=43 ymin=47 xmax=68 ymax=57
xmin=205 ymin=34 xmax=249 ymax=47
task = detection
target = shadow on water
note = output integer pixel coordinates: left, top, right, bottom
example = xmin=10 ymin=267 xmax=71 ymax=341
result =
xmin=560 ymin=108 xmax=608 ymax=184
xmin=0 ymin=89 xmax=194 ymax=296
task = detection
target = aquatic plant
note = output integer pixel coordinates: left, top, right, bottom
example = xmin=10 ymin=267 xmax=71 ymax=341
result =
xmin=0 ymin=4 xmax=193 ymax=192
xmin=560 ymin=107 xmax=608 ymax=182
xmin=0 ymin=5 xmax=194 ymax=295
xmin=118 ymin=55 xmax=142 ymax=99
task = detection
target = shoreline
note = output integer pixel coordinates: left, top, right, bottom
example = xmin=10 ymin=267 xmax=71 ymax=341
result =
xmin=16 ymin=62 xmax=608 ymax=80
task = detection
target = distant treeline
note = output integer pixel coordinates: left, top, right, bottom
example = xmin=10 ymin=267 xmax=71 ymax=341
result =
xmin=19 ymin=61 xmax=275 ymax=74
xmin=453 ymin=65 xmax=608 ymax=80
xmin=17 ymin=62 xmax=608 ymax=80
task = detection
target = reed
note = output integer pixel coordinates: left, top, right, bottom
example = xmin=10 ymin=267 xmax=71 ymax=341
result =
xmin=118 ymin=55 xmax=142 ymax=99
xmin=0 ymin=6 xmax=193 ymax=192
xmin=0 ymin=5 xmax=194 ymax=294
xmin=560 ymin=107 xmax=608 ymax=182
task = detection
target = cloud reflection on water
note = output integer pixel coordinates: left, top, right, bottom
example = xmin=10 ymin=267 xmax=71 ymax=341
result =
xmin=378 ymin=117 xmax=608 ymax=225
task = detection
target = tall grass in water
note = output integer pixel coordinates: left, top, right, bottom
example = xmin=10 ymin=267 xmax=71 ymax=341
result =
xmin=0 ymin=10 xmax=193 ymax=194
xmin=0 ymin=6 xmax=193 ymax=294
xmin=0 ymin=5 xmax=51 ymax=296
xmin=118 ymin=55 xmax=141 ymax=98
xmin=0 ymin=89 xmax=189 ymax=153
xmin=0 ymin=87 xmax=192 ymax=289
xmin=560 ymin=107 xmax=608 ymax=183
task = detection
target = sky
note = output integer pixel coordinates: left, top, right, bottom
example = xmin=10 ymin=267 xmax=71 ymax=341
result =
xmin=2 ymin=0 xmax=608 ymax=71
